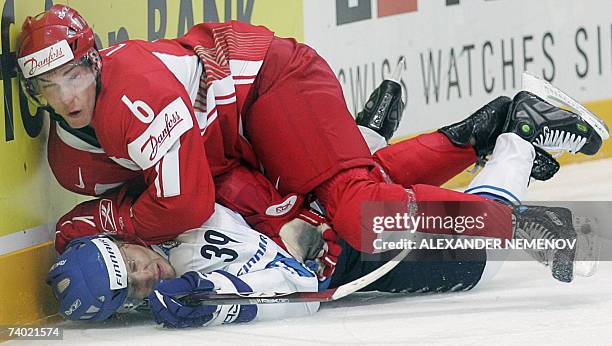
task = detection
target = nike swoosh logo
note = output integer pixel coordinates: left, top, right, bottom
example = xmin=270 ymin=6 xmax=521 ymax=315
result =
xmin=275 ymin=177 xmax=280 ymax=190
xmin=75 ymin=167 xmax=85 ymax=189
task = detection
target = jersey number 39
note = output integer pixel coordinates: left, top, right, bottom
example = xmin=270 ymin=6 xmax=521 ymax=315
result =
xmin=200 ymin=230 xmax=239 ymax=263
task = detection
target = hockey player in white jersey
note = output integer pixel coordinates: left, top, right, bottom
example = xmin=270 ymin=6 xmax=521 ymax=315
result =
xmin=47 ymin=203 xmax=319 ymax=328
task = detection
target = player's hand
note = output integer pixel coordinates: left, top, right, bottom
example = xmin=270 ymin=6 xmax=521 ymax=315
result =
xmin=148 ymin=271 xmax=218 ymax=328
xmin=275 ymin=209 xmax=342 ymax=282
xmin=55 ymin=192 xmax=134 ymax=253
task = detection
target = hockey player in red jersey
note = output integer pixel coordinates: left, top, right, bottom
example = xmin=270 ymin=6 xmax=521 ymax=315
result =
xmin=18 ymin=5 xmax=608 ymax=285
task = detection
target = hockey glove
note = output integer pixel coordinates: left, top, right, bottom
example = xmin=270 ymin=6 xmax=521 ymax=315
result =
xmin=276 ymin=209 xmax=342 ymax=283
xmin=243 ymin=193 xmax=342 ymax=282
xmin=148 ymin=271 xmax=218 ymax=328
xmin=55 ymin=188 xmax=136 ymax=253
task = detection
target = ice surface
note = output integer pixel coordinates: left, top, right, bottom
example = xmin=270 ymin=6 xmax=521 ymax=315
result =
xmin=9 ymin=159 xmax=612 ymax=345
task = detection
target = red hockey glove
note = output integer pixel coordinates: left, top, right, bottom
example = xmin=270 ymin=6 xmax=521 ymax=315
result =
xmin=54 ymin=189 xmax=136 ymax=253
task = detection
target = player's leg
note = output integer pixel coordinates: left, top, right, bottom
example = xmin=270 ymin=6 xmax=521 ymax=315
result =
xmin=314 ymin=166 xmax=514 ymax=253
xmin=333 ymin=132 xmax=596 ymax=289
xmin=367 ymin=97 xmax=512 ymax=187
xmin=371 ymin=132 xmax=478 ymax=187
xmin=319 ymin=97 xmax=608 ymax=254
xmin=329 ymin=241 xmax=487 ymax=294
xmin=243 ymin=36 xmax=374 ymax=196
xmin=245 ymin=37 xmax=511 ymax=252
xmin=357 ymin=77 xmax=514 ymax=187
xmin=329 ymin=133 xmax=530 ymax=292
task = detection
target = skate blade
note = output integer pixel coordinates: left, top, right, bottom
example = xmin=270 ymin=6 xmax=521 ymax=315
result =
xmin=522 ymin=72 xmax=610 ymax=141
xmin=572 ymin=222 xmax=601 ymax=278
xmin=574 ymin=259 xmax=598 ymax=277
xmin=389 ymin=57 xmax=404 ymax=83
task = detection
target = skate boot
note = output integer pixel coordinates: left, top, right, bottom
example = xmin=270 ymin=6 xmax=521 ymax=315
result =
xmin=504 ymin=91 xmax=609 ymax=156
xmin=438 ymin=96 xmax=512 ymax=159
xmin=356 ymin=78 xmax=404 ymax=142
xmin=356 ymin=59 xmax=405 ymax=141
xmin=512 ymin=205 xmax=598 ymax=283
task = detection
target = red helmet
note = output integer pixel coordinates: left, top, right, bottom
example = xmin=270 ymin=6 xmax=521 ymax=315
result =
xmin=17 ymin=5 xmax=95 ymax=78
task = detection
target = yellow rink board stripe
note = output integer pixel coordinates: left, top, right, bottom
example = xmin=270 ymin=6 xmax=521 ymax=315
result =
xmin=0 ymin=242 xmax=58 ymax=326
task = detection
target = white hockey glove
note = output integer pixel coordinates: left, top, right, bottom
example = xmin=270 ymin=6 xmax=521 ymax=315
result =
xmin=276 ymin=209 xmax=342 ymax=282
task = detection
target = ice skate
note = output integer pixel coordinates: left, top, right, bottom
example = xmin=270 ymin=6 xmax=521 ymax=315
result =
xmin=504 ymin=91 xmax=609 ymax=157
xmin=439 ymin=96 xmax=512 ymax=160
xmin=512 ymin=205 xmax=599 ymax=283
xmin=356 ymin=60 xmax=405 ymax=141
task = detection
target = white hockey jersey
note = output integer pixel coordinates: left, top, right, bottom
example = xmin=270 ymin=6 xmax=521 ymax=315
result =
xmin=151 ymin=203 xmax=320 ymax=325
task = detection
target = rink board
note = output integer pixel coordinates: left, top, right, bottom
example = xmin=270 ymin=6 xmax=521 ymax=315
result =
xmin=2 ymin=0 xmax=612 ymax=328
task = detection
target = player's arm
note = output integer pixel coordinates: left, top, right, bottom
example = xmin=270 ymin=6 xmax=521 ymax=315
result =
xmin=122 ymin=91 xmax=215 ymax=245
xmin=54 ymin=82 xmax=214 ymax=252
xmin=147 ymin=209 xmax=319 ymax=328
xmin=214 ymin=166 xmax=341 ymax=282
xmin=148 ymin=262 xmax=319 ymax=328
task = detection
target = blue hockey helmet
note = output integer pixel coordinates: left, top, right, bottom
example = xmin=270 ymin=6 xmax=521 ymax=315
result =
xmin=46 ymin=235 xmax=129 ymax=321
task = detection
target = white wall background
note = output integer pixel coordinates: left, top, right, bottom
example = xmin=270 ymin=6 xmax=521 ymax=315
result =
xmin=304 ymin=0 xmax=612 ymax=137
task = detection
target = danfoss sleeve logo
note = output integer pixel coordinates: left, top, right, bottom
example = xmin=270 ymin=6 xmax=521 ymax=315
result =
xmin=140 ymin=111 xmax=185 ymax=161
xmin=127 ymin=97 xmax=193 ymax=169
xmin=17 ymin=40 xmax=74 ymax=77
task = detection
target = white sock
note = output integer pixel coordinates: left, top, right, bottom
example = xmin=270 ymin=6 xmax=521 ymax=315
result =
xmin=358 ymin=125 xmax=388 ymax=154
xmin=465 ymin=132 xmax=535 ymax=204
xmin=465 ymin=133 xmax=535 ymax=285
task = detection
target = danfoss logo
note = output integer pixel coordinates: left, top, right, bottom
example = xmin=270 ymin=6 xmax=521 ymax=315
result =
xmin=17 ymin=40 xmax=74 ymax=77
xmin=127 ymin=97 xmax=193 ymax=170
xmin=140 ymin=111 xmax=185 ymax=160
xmin=23 ymin=46 xmax=66 ymax=76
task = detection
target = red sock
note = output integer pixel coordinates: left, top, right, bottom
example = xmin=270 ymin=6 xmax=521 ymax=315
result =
xmin=374 ymin=132 xmax=476 ymax=187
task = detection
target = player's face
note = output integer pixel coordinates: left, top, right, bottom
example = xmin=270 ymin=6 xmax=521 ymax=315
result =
xmin=120 ymin=244 xmax=177 ymax=300
xmin=36 ymin=61 xmax=97 ymax=129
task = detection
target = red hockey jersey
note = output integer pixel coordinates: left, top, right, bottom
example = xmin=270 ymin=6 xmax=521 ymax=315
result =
xmin=50 ymin=22 xmax=294 ymax=246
